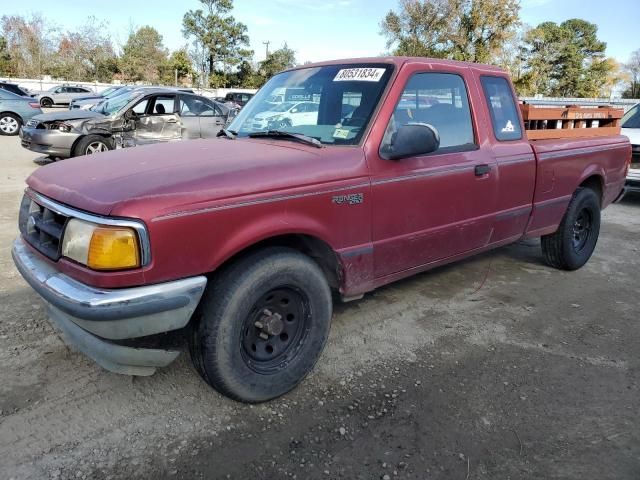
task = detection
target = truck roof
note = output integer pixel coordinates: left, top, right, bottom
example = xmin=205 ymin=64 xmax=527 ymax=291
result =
xmin=288 ymin=56 xmax=507 ymax=74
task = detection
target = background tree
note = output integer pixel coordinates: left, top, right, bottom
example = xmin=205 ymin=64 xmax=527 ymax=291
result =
xmin=623 ymin=49 xmax=640 ymax=98
xmin=380 ymin=0 xmax=520 ymax=63
xmin=518 ymin=19 xmax=612 ymax=97
xmin=161 ymin=48 xmax=194 ymax=85
xmin=259 ymin=44 xmax=296 ymax=83
xmin=0 ymin=35 xmax=13 ymax=76
xmin=182 ymin=0 xmax=251 ymax=87
xmin=0 ymin=14 xmax=56 ymax=78
xmin=120 ymin=26 xmax=168 ymax=83
xmin=49 ymin=17 xmax=118 ymax=81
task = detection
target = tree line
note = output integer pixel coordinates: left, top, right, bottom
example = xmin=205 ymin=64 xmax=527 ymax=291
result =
xmin=0 ymin=0 xmax=638 ymax=97
xmin=0 ymin=0 xmax=296 ymax=89
xmin=381 ymin=0 xmax=639 ymax=98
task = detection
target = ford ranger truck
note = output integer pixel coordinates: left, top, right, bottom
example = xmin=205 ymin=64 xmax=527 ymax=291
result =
xmin=12 ymin=57 xmax=630 ymax=403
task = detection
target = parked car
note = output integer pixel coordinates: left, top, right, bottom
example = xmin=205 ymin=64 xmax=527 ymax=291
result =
xmin=0 ymin=81 xmax=32 ymax=97
xmin=68 ymin=85 xmax=129 ymax=110
xmin=12 ymin=57 xmax=629 ymax=403
xmin=621 ymin=103 xmax=640 ymax=194
xmin=224 ymin=91 xmax=254 ymax=107
xmin=0 ymin=89 xmax=43 ymax=135
xmin=248 ymin=101 xmax=319 ymax=130
xmin=34 ymin=85 xmax=95 ymax=107
xmin=69 ymin=86 xmax=195 ymax=111
xmin=20 ymin=88 xmax=233 ymax=158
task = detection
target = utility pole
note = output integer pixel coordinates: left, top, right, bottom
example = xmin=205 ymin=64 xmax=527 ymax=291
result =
xmin=263 ymin=41 xmax=271 ymax=59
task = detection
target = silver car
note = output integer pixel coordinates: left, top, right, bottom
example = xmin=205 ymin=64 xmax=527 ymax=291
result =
xmin=0 ymin=89 xmax=43 ymax=136
xmin=35 ymin=85 xmax=95 ymax=107
xmin=20 ymin=88 xmax=233 ymax=158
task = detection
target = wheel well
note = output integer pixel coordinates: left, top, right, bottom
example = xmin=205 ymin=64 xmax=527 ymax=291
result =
xmin=71 ymin=133 xmax=113 ymax=154
xmin=215 ymin=234 xmax=341 ymax=290
xmin=0 ymin=111 xmax=22 ymax=123
xmin=579 ymin=175 xmax=603 ymax=205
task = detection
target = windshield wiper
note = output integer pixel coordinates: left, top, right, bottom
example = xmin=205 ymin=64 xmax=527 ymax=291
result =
xmin=248 ymin=130 xmax=322 ymax=148
xmin=217 ymin=128 xmax=237 ymax=139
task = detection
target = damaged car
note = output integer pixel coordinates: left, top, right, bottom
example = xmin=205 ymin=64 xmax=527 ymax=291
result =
xmin=19 ymin=88 xmax=234 ymax=159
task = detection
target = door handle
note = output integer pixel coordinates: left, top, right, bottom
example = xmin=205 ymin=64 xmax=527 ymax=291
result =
xmin=475 ymin=164 xmax=491 ymax=176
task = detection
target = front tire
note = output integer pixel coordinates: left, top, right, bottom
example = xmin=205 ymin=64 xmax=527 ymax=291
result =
xmin=189 ymin=247 xmax=333 ymax=403
xmin=73 ymin=135 xmax=113 ymax=157
xmin=541 ymin=187 xmax=601 ymax=270
xmin=0 ymin=113 xmax=21 ymax=136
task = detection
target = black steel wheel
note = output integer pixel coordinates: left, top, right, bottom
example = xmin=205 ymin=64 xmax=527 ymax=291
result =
xmin=542 ymin=187 xmax=601 ymax=270
xmin=240 ymin=287 xmax=311 ymax=374
xmin=189 ymin=247 xmax=332 ymax=403
xmin=40 ymin=97 xmax=53 ymax=108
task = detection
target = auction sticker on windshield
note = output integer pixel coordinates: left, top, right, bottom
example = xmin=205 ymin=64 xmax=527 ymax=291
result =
xmin=333 ymin=68 xmax=386 ymax=82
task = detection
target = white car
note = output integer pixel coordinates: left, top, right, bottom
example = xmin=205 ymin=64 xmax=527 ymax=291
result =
xmin=250 ymin=101 xmax=319 ymax=130
xmin=621 ymin=104 xmax=640 ymax=194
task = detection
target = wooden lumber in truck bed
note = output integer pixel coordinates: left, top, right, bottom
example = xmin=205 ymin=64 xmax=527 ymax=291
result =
xmin=520 ymin=104 xmax=624 ymax=140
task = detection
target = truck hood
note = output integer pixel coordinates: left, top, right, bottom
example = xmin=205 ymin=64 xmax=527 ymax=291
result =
xmin=26 ymin=138 xmax=365 ymax=219
xmin=32 ymin=110 xmax=104 ymax=122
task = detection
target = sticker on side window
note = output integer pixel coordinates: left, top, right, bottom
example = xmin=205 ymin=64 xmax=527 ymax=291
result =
xmin=334 ymin=68 xmax=386 ymax=82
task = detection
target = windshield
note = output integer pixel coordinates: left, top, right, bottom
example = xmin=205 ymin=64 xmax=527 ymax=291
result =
xmin=622 ymin=104 xmax=640 ymax=129
xmin=100 ymin=87 xmax=120 ymax=97
xmin=94 ymin=90 xmax=140 ymax=115
xmin=228 ymin=63 xmax=393 ymax=145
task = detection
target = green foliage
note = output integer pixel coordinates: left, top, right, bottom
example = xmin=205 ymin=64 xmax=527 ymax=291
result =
xmin=518 ymin=19 xmax=612 ymax=97
xmin=380 ymin=0 xmax=520 ymax=63
xmin=161 ymin=48 xmax=194 ymax=85
xmin=258 ymin=44 xmax=296 ymax=83
xmin=182 ymin=0 xmax=252 ymax=87
xmin=0 ymin=35 xmax=12 ymax=76
xmin=120 ymin=26 xmax=168 ymax=83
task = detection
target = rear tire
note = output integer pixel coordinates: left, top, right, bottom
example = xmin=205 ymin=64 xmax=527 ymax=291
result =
xmin=0 ymin=113 xmax=21 ymax=136
xmin=189 ymin=247 xmax=333 ymax=403
xmin=40 ymin=97 xmax=53 ymax=108
xmin=73 ymin=135 xmax=113 ymax=157
xmin=541 ymin=187 xmax=601 ymax=270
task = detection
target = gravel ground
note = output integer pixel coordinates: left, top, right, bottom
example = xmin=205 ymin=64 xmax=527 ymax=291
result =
xmin=0 ymin=132 xmax=639 ymax=479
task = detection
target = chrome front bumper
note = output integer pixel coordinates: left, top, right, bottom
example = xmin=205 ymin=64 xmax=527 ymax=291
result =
xmin=12 ymin=237 xmax=207 ymax=375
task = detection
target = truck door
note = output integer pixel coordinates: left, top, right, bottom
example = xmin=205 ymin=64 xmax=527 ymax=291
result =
xmin=476 ymin=74 xmax=536 ymax=242
xmin=368 ymin=69 xmax=499 ymax=278
xmin=132 ymin=94 xmax=182 ymax=145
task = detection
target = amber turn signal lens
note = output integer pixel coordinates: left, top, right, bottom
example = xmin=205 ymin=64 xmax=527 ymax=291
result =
xmin=87 ymin=227 xmax=140 ymax=270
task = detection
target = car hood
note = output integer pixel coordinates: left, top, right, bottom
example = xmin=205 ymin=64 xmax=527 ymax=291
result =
xmin=71 ymin=95 xmax=103 ymax=103
xmin=26 ymin=138 xmax=365 ymax=219
xmin=31 ymin=110 xmax=105 ymax=123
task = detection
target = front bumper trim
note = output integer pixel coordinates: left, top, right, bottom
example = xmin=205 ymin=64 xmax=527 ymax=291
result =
xmin=12 ymin=237 xmax=208 ymax=375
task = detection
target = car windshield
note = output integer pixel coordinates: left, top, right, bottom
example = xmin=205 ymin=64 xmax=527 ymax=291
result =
xmin=228 ymin=63 xmax=393 ymax=145
xmin=93 ymin=91 xmax=140 ymax=115
xmin=622 ymin=104 xmax=640 ymax=129
xmin=101 ymin=87 xmax=120 ymax=97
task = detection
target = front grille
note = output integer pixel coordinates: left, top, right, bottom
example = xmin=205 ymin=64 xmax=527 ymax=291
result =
xmin=18 ymin=194 xmax=68 ymax=261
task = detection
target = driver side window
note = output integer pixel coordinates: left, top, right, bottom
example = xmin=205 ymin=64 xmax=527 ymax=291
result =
xmin=132 ymin=99 xmax=149 ymax=114
xmin=381 ymin=72 xmax=475 ymax=154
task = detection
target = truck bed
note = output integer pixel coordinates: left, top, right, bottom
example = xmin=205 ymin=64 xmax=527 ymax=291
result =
xmin=525 ymin=135 xmax=630 ymax=237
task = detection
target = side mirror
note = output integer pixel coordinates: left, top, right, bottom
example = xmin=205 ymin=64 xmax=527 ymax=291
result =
xmin=383 ymin=123 xmax=440 ymax=160
xmin=124 ymin=109 xmax=137 ymax=121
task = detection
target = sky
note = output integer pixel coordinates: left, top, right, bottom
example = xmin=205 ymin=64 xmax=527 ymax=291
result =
xmin=5 ymin=0 xmax=640 ymax=64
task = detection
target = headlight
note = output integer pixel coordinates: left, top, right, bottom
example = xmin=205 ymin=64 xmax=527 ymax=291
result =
xmin=62 ymin=218 xmax=141 ymax=270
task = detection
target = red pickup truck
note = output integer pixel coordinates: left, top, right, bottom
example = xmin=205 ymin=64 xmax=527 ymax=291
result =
xmin=13 ymin=57 xmax=630 ymax=402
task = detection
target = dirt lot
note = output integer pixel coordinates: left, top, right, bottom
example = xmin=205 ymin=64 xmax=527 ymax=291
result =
xmin=0 ymin=132 xmax=639 ymax=480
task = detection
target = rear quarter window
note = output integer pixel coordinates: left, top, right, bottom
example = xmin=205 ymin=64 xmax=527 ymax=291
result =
xmin=480 ymin=76 xmax=522 ymax=141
